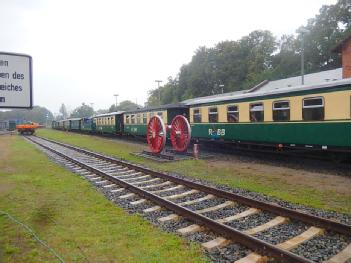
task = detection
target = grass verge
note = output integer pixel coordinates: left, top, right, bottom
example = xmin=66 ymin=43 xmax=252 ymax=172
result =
xmin=36 ymin=129 xmax=351 ymax=214
xmin=0 ymin=135 xmax=207 ymax=263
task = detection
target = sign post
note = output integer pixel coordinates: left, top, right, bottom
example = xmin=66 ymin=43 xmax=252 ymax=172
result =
xmin=0 ymin=52 xmax=33 ymax=109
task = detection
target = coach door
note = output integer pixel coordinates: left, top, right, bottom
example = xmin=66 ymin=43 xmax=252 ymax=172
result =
xmin=115 ymin=114 xmax=124 ymax=133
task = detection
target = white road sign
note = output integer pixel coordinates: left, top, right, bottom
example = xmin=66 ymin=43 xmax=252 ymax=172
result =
xmin=0 ymin=52 xmax=33 ymax=108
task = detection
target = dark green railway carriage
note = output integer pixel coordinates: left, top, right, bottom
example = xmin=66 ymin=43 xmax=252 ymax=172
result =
xmin=81 ymin=117 xmax=95 ymax=132
xmin=51 ymin=121 xmax=59 ymax=129
xmin=69 ymin=118 xmax=81 ymax=131
xmin=0 ymin=121 xmax=8 ymax=130
xmin=9 ymin=120 xmax=16 ymax=131
xmin=57 ymin=120 xmax=64 ymax=130
xmin=184 ymin=70 xmax=351 ymax=152
xmin=123 ymin=104 xmax=189 ymax=137
xmin=93 ymin=111 xmax=124 ymax=134
xmin=63 ymin=120 xmax=70 ymax=130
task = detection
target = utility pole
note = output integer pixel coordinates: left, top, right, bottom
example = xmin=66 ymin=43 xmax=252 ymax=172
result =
xmin=299 ymin=28 xmax=309 ymax=85
xmin=155 ymin=80 xmax=162 ymax=104
xmin=113 ymin=94 xmax=119 ymax=108
xmin=90 ymin=103 xmax=94 ymax=116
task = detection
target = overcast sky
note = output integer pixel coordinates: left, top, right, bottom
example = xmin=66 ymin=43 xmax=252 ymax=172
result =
xmin=1 ymin=0 xmax=337 ymax=114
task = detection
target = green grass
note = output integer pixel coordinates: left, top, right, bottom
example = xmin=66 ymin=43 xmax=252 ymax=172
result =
xmin=0 ymin=135 xmax=208 ymax=263
xmin=36 ymin=129 xmax=351 ymax=214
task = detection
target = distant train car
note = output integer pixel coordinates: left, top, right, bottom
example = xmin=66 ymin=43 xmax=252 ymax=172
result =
xmin=9 ymin=120 xmax=17 ymax=131
xmin=183 ymin=69 xmax=351 ymax=153
xmin=93 ymin=111 xmax=124 ymax=134
xmin=81 ymin=117 xmax=95 ymax=133
xmin=63 ymin=120 xmax=70 ymax=130
xmin=69 ymin=118 xmax=81 ymax=131
xmin=51 ymin=120 xmax=57 ymax=129
xmin=0 ymin=121 xmax=8 ymax=130
xmin=123 ymin=104 xmax=189 ymax=137
xmin=57 ymin=120 xmax=64 ymax=130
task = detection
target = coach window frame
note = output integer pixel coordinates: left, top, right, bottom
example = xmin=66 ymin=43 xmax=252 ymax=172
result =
xmin=302 ymin=96 xmax=324 ymax=121
xmin=250 ymin=102 xmax=264 ymax=122
xmin=208 ymin=107 xmax=218 ymax=123
xmin=193 ymin=108 xmax=202 ymax=123
xmin=272 ymin=100 xmax=290 ymax=121
xmin=227 ymin=105 xmax=239 ymax=122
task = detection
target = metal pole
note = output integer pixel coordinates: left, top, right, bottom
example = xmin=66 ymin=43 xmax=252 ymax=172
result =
xmin=113 ymin=94 xmax=119 ymax=108
xmin=301 ymin=35 xmax=305 ymax=85
xmin=299 ymin=28 xmax=309 ymax=85
xmin=155 ymin=80 xmax=162 ymax=104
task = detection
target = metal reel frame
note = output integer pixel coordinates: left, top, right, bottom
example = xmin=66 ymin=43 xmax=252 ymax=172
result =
xmin=170 ymin=115 xmax=191 ymax=152
xmin=146 ymin=115 xmax=167 ymax=153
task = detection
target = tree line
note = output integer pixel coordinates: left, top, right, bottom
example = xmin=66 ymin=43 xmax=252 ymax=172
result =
xmin=0 ymin=106 xmax=54 ymax=124
xmin=56 ymin=100 xmax=141 ymax=120
xmin=147 ymin=0 xmax=351 ymax=106
xmin=0 ymin=100 xmax=141 ymax=124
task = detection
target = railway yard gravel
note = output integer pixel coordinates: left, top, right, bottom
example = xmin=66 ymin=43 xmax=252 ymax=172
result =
xmin=291 ymin=231 xmax=351 ymax=262
xmin=254 ymin=221 xmax=308 ymax=244
xmin=201 ymin=205 xmax=248 ymax=220
xmin=207 ymin=243 xmax=251 ymax=263
xmin=184 ymin=198 xmax=227 ymax=211
xmin=225 ymin=211 xmax=275 ymax=230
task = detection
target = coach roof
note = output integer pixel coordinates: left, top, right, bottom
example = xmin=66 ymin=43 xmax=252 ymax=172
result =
xmin=182 ymin=68 xmax=347 ymax=106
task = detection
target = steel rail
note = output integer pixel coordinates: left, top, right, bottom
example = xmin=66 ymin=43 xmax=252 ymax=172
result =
xmin=27 ymin=136 xmax=313 ymax=263
xmin=34 ymin=135 xmax=351 ymax=236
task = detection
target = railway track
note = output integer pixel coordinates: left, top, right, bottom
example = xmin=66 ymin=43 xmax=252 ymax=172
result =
xmin=26 ymin=135 xmax=351 ymax=263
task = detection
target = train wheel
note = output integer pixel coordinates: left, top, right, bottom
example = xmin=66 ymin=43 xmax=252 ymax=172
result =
xmin=147 ymin=115 xmax=166 ymax=153
xmin=170 ymin=115 xmax=191 ymax=152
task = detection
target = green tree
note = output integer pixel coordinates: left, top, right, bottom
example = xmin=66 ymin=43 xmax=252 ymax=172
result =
xmin=70 ymin=103 xmax=94 ymax=118
xmin=59 ymin=103 xmax=68 ymax=119
xmin=0 ymin=106 xmax=54 ymax=125
xmin=297 ymin=0 xmax=351 ymax=73
xmin=108 ymin=100 xmax=141 ymax=112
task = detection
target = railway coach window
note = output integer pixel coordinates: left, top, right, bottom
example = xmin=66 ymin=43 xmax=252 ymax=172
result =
xmin=131 ymin=115 xmax=135 ymax=124
xmin=143 ymin=113 xmax=147 ymax=124
xmin=273 ymin=101 xmax=290 ymax=121
xmin=227 ymin=105 xmax=239 ymax=122
xmin=136 ymin=114 xmax=141 ymax=124
xmin=193 ymin=109 xmax=201 ymax=123
xmin=208 ymin=107 xmax=218 ymax=123
xmin=126 ymin=115 xmax=130 ymax=124
xmin=250 ymin=103 xmax=264 ymax=122
xmin=303 ymin=97 xmax=324 ymax=121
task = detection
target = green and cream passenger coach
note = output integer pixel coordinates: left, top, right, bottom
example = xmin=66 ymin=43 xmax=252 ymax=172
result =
xmin=93 ymin=111 xmax=125 ymax=134
xmin=183 ymin=68 xmax=351 ymax=153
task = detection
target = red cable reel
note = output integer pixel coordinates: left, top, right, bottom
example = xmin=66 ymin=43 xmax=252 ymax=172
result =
xmin=170 ymin=115 xmax=191 ymax=152
xmin=147 ymin=115 xmax=167 ymax=153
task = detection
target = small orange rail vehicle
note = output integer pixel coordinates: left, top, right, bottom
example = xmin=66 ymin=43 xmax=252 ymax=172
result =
xmin=16 ymin=122 xmax=40 ymax=135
